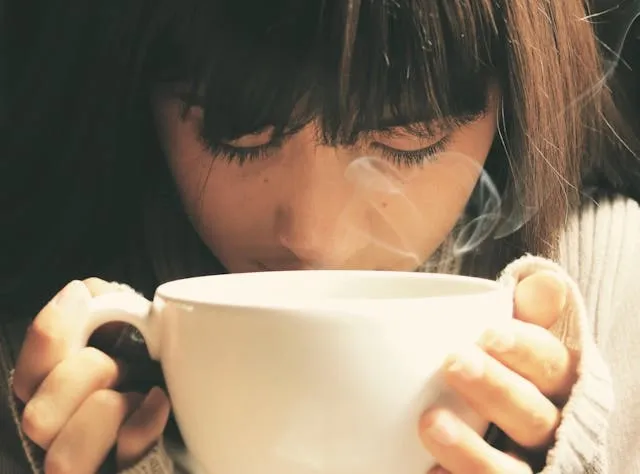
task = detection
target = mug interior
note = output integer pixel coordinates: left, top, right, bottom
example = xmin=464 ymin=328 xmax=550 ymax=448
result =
xmin=157 ymin=270 xmax=501 ymax=307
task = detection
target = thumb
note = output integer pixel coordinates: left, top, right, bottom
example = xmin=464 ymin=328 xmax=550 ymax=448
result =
xmin=514 ymin=270 xmax=567 ymax=329
xmin=116 ymin=387 xmax=171 ymax=469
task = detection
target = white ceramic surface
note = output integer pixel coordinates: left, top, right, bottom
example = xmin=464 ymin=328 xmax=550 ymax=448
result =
xmin=85 ymin=270 xmax=513 ymax=474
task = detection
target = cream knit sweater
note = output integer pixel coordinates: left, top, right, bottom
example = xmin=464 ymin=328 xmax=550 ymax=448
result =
xmin=1 ymin=196 xmax=639 ymax=473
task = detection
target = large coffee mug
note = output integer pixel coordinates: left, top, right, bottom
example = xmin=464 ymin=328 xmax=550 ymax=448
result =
xmin=84 ymin=270 xmax=513 ymax=474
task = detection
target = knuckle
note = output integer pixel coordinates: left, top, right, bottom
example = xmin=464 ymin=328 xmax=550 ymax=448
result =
xmin=21 ymin=400 xmax=54 ymax=448
xmin=79 ymin=346 xmax=115 ymax=369
xmin=12 ymin=377 xmax=31 ymax=404
xmin=511 ymin=347 xmax=535 ymax=372
xmin=542 ymin=355 xmax=565 ymax=381
xmin=83 ymin=277 xmax=106 ymax=286
xmin=479 ymin=327 xmax=512 ymax=354
xmin=78 ymin=348 xmax=119 ymax=387
xmin=40 ymin=349 xmax=117 ymax=400
xmin=83 ymin=277 xmax=112 ymax=295
xmin=483 ymin=384 xmax=506 ymax=407
xmin=26 ymin=317 xmax=62 ymax=350
xmin=87 ymin=389 xmax=126 ymax=414
xmin=541 ymin=350 xmax=575 ymax=399
xmin=523 ymin=407 xmax=557 ymax=448
xmin=480 ymin=369 xmax=506 ymax=399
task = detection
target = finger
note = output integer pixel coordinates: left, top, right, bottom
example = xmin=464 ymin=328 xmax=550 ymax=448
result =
xmin=443 ymin=345 xmax=561 ymax=450
xmin=116 ymin=387 xmax=171 ymax=469
xmin=514 ymin=270 xmax=567 ymax=329
xmin=420 ymin=408 xmax=533 ymax=474
xmin=13 ymin=280 xmax=92 ymax=402
xmin=21 ymin=347 xmax=125 ymax=449
xmin=45 ymin=390 xmax=144 ymax=474
xmin=478 ymin=319 xmax=578 ymax=404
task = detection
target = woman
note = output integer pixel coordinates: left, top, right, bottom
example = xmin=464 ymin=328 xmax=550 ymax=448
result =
xmin=1 ymin=0 xmax=640 ymax=472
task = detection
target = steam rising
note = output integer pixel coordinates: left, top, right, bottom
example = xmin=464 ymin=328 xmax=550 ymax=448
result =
xmin=341 ymin=152 xmax=533 ymax=266
xmin=452 ymin=168 xmax=501 ymax=255
xmin=342 ymin=157 xmax=426 ymax=268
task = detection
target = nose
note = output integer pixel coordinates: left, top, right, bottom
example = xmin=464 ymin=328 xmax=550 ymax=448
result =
xmin=274 ymin=140 xmax=363 ymax=268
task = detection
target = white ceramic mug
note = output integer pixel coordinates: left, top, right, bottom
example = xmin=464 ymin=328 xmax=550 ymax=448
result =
xmin=84 ymin=270 xmax=513 ymax=474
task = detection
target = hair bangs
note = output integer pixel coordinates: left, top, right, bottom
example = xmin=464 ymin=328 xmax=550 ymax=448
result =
xmin=326 ymin=0 xmax=501 ymax=140
xmin=145 ymin=0 xmax=500 ymax=143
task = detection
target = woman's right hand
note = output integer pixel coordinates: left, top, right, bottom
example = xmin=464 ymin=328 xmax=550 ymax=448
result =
xmin=12 ymin=279 xmax=171 ymax=474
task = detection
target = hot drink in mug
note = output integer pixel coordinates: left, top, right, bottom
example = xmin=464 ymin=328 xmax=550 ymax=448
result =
xmin=81 ymin=270 xmax=513 ymax=474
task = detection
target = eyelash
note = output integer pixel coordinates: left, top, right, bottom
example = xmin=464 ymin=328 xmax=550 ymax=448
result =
xmin=205 ymin=136 xmax=286 ymax=166
xmin=203 ymin=134 xmax=452 ymax=167
xmin=371 ymin=136 xmax=452 ymax=166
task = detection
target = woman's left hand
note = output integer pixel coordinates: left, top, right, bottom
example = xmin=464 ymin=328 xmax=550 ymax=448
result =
xmin=420 ymin=270 xmax=580 ymax=474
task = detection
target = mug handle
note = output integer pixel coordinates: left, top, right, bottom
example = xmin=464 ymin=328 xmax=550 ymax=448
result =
xmin=83 ymin=291 xmax=162 ymax=361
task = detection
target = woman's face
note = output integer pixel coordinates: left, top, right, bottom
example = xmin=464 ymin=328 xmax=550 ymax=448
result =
xmin=154 ymin=94 xmax=499 ymax=273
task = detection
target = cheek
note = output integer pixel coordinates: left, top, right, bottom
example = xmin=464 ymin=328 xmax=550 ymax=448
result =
xmin=155 ymin=101 xmax=245 ymax=212
xmin=154 ymin=101 xmax=278 ymax=249
xmin=373 ymin=116 xmax=497 ymax=253
xmin=154 ymin=102 xmax=209 ymax=203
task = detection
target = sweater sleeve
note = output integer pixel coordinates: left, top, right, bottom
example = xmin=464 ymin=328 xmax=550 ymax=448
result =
xmin=557 ymin=197 xmax=640 ymax=473
xmin=498 ymin=255 xmax=614 ymax=474
xmin=119 ymin=440 xmax=175 ymax=474
xmin=496 ymin=196 xmax=640 ymax=474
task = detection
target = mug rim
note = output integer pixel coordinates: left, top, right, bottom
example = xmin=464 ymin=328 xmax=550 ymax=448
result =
xmin=155 ymin=270 xmax=508 ymax=311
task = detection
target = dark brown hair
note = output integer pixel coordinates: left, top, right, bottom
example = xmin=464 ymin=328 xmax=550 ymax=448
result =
xmin=1 ymin=0 xmax=639 ymax=314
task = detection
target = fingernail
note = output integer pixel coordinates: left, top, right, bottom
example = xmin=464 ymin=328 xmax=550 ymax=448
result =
xmin=145 ymin=386 xmax=167 ymax=404
xmin=425 ymin=412 xmax=458 ymax=446
xmin=479 ymin=326 xmax=515 ymax=352
xmin=515 ymin=271 xmax=568 ymax=327
xmin=54 ymin=280 xmax=91 ymax=312
xmin=446 ymin=348 xmax=484 ymax=380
